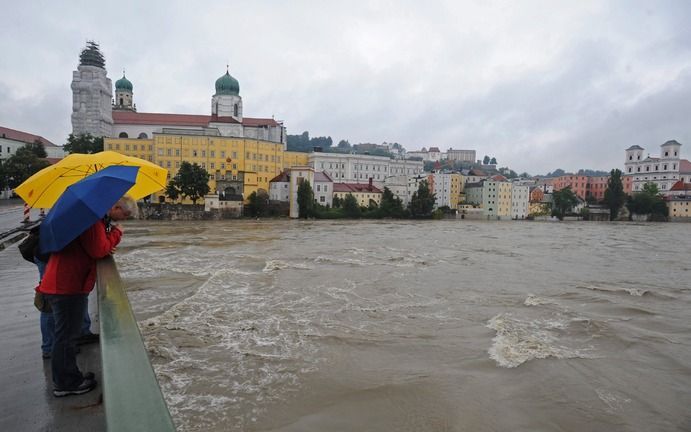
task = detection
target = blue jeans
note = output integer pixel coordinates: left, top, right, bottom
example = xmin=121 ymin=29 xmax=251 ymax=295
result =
xmin=36 ymin=258 xmax=92 ymax=354
xmin=44 ymin=294 xmax=88 ymax=390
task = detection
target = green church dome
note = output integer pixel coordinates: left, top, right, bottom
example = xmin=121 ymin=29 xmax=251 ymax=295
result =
xmin=215 ymin=70 xmax=239 ymax=96
xmin=115 ymin=73 xmax=133 ymax=92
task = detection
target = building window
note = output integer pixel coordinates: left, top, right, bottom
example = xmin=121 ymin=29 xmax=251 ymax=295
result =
xmin=119 ymin=132 xmax=129 ymax=138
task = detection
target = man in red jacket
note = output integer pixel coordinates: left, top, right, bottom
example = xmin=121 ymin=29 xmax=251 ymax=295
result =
xmin=39 ymin=196 xmax=136 ymax=397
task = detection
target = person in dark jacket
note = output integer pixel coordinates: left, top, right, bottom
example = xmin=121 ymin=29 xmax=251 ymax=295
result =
xmin=38 ymin=196 xmax=136 ymax=397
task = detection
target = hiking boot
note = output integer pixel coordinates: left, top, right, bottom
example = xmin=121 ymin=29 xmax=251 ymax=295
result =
xmin=75 ymin=333 xmax=100 ymax=345
xmin=53 ymin=378 xmax=97 ymax=397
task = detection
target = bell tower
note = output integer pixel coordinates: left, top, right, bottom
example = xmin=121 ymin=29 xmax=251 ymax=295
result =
xmin=71 ymin=41 xmax=113 ymax=137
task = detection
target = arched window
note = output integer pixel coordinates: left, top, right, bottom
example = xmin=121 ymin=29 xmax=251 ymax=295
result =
xmin=138 ymin=132 xmax=148 ymax=139
xmin=118 ymin=132 xmax=129 ymax=138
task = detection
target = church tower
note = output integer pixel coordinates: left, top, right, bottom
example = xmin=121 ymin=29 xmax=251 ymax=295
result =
xmin=211 ymin=67 xmax=243 ymax=121
xmin=71 ymin=41 xmax=113 ymax=137
xmin=113 ymin=72 xmax=136 ymax=111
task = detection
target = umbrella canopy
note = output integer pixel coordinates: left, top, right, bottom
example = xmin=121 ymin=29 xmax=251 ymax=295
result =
xmin=15 ymin=151 xmax=167 ymax=208
xmin=39 ymin=165 xmax=139 ymax=254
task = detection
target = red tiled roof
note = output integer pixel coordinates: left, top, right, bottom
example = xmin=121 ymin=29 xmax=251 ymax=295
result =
xmin=269 ymin=171 xmax=290 ymax=183
xmin=333 ymin=183 xmax=382 ymax=193
xmin=112 ymin=111 xmax=280 ymax=127
xmin=680 ymin=159 xmax=691 ymax=174
xmin=314 ymin=171 xmax=333 ymax=182
xmin=670 ymin=180 xmax=691 ymax=191
xmin=491 ymin=174 xmax=508 ymax=182
xmin=0 ymin=126 xmax=57 ymax=146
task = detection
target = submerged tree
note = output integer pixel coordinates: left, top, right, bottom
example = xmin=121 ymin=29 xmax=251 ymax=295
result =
xmin=552 ymin=186 xmax=579 ymax=220
xmin=409 ymin=180 xmax=436 ymax=218
xmin=603 ymin=168 xmax=626 ymax=220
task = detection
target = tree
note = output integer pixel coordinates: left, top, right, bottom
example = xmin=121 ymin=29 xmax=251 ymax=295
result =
xmin=626 ymin=182 xmax=668 ymax=220
xmin=172 ymin=162 xmax=210 ymax=205
xmin=165 ymin=182 xmax=181 ymax=203
xmin=483 ymin=155 xmax=490 ymax=165
xmin=552 ymin=186 xmax=578 ymax=220
xmin=409 ymin=180 xmax=436 ymax=218
xmin=342 ymin=194 xmax=361 ymax=218
xmin=0 ymin=143 xmax=50 ymax=189
xmin=337 ymin=140 xmax=351 ymax=150
xmin=246 ymin=190 xmax=269 ymax=217
xmin=379 ymin=187 xmax=404 ymax=217
xmin=603 ymin=168 xmax=626 ymax=220
xmin=490 ymin=157 xmax=497 ymax=165
xmin=64 ymin=133 xmax=104 ymax=154
xmin=296 ymin=180 xmax=315 ymax=218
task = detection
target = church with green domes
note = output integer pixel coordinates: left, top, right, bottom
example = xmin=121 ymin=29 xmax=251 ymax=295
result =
xmin=70 ymin=42 xmax=286 ymax=147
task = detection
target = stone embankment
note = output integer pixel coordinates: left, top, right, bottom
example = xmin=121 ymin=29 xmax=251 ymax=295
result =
xmin=137 ymin=203 xmax=241 ymax=220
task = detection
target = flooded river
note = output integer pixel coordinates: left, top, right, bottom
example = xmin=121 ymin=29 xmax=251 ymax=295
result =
xmin=116 ymin=220 xmax=691 ymax=431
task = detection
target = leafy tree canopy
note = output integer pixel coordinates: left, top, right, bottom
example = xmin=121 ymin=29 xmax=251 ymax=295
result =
xmin=409 ymin=180 xmax=436 ymax=218
xmin=603 ymin=168 xmax=626 ymax=220
xmin=552 ymin=186 xmax=579 ymax=220
xmin=168 ymin=162 xmax=210 ymax=204
xmin=0 ymin=142 xmax=50 ymax=189
xmin=64 ymin=133 xmax=104 ymax=154
xmin=296 ymin=179 xmax=315 ymax=218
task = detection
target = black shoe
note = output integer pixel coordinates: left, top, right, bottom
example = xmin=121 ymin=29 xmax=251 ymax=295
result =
xmin=76 ymin=333 xmax=100 ymax=345
xmin=53 ymin=378 xmax=97 ymax=397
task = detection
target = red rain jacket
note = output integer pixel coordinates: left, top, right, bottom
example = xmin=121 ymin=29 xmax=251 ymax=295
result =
xmin=38 ymin=220 xmax=122 ymax=295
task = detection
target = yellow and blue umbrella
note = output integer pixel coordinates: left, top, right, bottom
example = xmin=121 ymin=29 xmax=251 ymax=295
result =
xmin=39 ymin=165 xmax=138 ymax=253
xmin=15 ymin=151 xmax=167 ymax=209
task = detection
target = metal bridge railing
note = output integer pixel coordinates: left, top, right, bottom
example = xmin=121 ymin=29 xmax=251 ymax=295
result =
xmin=97 ymin=256 xmax=176 ymax=431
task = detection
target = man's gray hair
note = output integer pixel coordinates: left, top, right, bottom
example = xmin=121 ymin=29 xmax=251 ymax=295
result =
xmin=116 ymin=195 xmax=138 ymax=218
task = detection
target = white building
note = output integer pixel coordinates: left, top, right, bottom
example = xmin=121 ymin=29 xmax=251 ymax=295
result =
xmin=313 ymin=171 xmax=334 ymax=207
xmin=446 ymin=149 xmax=476 ymax=163
xmin=269 ymin=170 xmax=290 ymax=202
xmin=0 ymin=126 xmax=65 ymax=163
xmin=308 ymin=152 xmax=423 ymax=188
xmin=511 ymin=185 xmax=530 ymax=219
xmin=625 ymin=140 xmax=690 ymax=194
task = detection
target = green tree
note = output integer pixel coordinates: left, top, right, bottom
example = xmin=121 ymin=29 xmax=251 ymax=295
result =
xmin=490 ymin=157 xmax=497 ymax=165
xmin=296 ymin=180 xmax=315 ymax=218
xmin=552 ymin=186 xmax=579 ymax=220
xmin=342 ymin=194 xmax=361 ymax=218
xmin=603 ymin=168 xmax=626 ymax=220
xmin=172 ymin=162 xmax=210 ymax=205
xmin=626 ymin=182 xmax=668 ymax=220
xmin=409 ymin=180 xmax=436 ymax=218
xmin=483 ymin=155 xmax=490 ymax=165
xmin=63 ymin=133 xmax=104 ymax=154
xmin=246 ymin=190 xmax=269 ymax=217
xmin=379 ymin=187 xmax=404 ymax=217
xmin=165 ymin=181 xmax=181 ymax=203
xmin=1 ymin=142 xmax=50 ymax=189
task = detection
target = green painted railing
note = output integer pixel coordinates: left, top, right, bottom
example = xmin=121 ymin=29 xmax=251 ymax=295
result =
xmin=97 ymin=256 xmax=176 ymax=431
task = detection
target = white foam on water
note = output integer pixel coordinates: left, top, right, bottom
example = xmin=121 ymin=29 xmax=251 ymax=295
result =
xmin=624 ymin=288 xmax=647 ymax=297
xmin=524 ymin=294 xmax=558 ymax=306
xmin=262 ymin=259 xmax=312 ymax=272
xmin=487 ymin=313 xmax=594 ymax=368
xmin=595 ymin=388 xmax=632 ymax=412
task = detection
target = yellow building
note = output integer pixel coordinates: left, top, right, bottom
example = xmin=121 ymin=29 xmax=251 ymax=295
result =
xmin=497 ymin=182 xmax=512 ymax=216
xmin=333 ymin=182 xmax=383 ymax=207
xmin=105 ymin=135 xmax=309 ymax=200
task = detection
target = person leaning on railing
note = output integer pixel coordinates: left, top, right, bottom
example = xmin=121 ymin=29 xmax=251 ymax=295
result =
xmin=37 ymin=195 xmax=137 ymax=397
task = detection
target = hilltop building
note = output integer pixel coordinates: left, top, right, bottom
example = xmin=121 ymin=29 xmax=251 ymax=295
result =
xmin=624 ymin=140 xmax=691 ymax=194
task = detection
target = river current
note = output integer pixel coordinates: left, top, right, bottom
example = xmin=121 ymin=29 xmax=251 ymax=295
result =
xmin=115 ymin=220 xmax=691 ymax=431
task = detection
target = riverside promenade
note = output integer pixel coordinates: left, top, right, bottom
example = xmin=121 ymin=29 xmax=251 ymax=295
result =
xmin=0 ymin=233 xmax=105 ymax=431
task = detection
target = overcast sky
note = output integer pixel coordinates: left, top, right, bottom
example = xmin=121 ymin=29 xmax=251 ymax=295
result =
xmin=1 ymin=1 xmax=690 ymax=175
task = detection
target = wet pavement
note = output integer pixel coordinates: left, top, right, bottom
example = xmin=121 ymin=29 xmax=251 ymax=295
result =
xmin=0 ymin=237 xmax=104 ymax=431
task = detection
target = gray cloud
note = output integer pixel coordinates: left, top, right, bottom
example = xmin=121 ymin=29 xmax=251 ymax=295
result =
xmin=1 ymin=1 xmax=690 ymax=175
